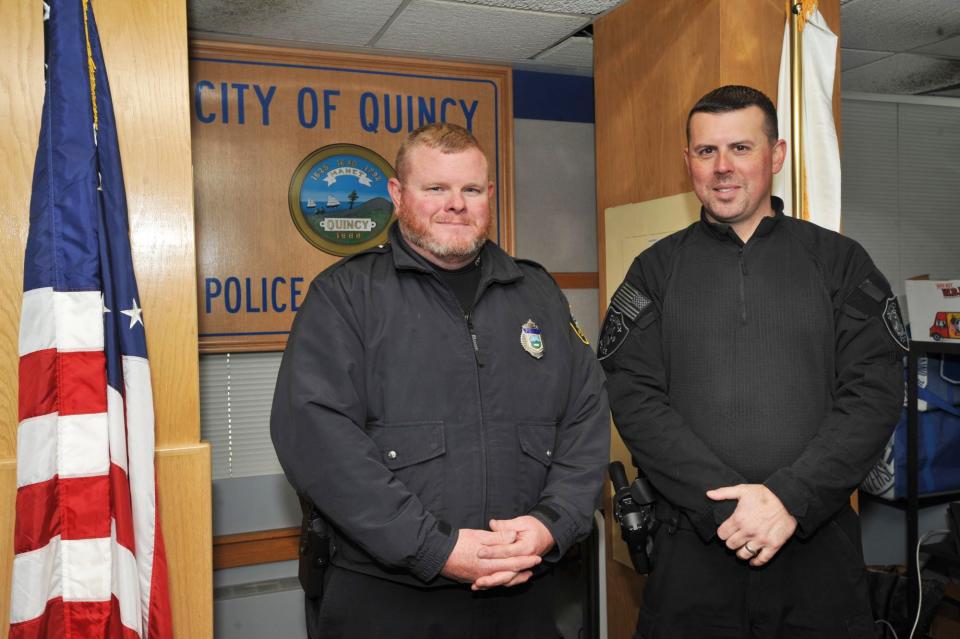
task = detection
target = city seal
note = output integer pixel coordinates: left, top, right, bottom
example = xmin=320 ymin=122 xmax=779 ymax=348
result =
xmin=288 ymin=144 xmax=396 ymax=256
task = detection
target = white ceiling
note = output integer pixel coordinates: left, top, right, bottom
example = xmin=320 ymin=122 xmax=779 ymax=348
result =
xmin=189 ymin=0 xmax=616 ymax=74
xmin=840 ymin=0 xmax=960 ymax=96
xmin=189 ymin=0 xmax=960 ymax=95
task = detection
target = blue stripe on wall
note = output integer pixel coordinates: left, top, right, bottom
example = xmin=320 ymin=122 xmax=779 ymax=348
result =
xmin=512 ymin=70 xmax=595 ymax=123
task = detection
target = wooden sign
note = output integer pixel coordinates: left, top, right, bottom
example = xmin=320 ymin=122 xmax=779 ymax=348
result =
xmin=190 ymin=41 xmax=514 ymax=352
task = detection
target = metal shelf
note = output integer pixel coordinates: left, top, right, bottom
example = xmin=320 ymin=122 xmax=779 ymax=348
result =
xmin=860 ymin=489 xmax=960 ymax=510
xmin=905 ymin=339 xmax=960 ymax=620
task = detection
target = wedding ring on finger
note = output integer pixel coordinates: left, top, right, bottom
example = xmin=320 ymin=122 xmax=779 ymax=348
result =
xmin=743 ymin=542 xmax=759 ymax=558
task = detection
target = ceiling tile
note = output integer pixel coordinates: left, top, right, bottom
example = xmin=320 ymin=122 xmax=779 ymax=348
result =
xmin=841 ymin=0 xmax=960 ymax=53
xmin=913 ymin=34 xmax=960 ymax=59
xmin=189 ymin=0 xmax=405 ymax=47
xmin=375 ymin=0 xmax=589 ymax=61
xmin=534 ymin=36 xmax=593 ymax=71
xmin=841 ymin=48 xmax=893 ymax=71
xmin=842 ymin=53 xmax=960 ymax=94
xmin=450 ymin=0 xmax=623 ymax=15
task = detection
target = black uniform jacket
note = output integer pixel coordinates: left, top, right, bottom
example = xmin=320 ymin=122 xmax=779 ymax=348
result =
xmin=600 ymin=200 xmax=904 ymax=542
xmin=271 ymin=226 xmax=609 ymax=587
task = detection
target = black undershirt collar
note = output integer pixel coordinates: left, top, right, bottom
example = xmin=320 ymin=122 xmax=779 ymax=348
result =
xmin=700 ymin=196 xmax=786 ymax=245
xmin=393 ymin=230 xmax=482 ymax=313
xmin=434 ymin=255 xmax=482 ymax=314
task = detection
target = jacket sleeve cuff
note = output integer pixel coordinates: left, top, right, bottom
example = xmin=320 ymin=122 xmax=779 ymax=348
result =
xmin=695 ymin=499 xmax=736 ymax=540
xmin=529 ymin=502 xmax=581 ymax=562
xmin=763 ymin=471 xmax=812 ymax=537
xmin=409 ymin=520 xmax=458 ymax=583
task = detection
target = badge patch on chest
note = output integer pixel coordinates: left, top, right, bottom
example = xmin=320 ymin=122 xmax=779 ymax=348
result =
xmin=883 ymin=297 xmax=909 ymax=352
xmin=521 ymin=319 xmax=545 ymax=359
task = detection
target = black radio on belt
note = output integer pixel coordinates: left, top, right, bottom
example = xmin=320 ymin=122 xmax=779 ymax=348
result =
xmin=609 ymin=461 xmax=660 ymax=574
xmin=298 ymin=499 xmax=331 ymax=600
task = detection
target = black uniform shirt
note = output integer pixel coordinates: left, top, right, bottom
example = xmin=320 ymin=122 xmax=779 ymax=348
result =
xmin=599 ymin=198 xmax=904 ymax=540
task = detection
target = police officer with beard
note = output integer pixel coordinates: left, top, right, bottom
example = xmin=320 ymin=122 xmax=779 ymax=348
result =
xmin=272 ymin=123 xmax=609 ymax=639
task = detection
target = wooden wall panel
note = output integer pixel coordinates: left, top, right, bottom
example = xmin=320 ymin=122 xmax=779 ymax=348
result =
xmin=96 ymin=0 xmax=203 ymax=449
xmin=0 ymin=0 xmax=211 ymax=636
xmin=0 ymin=461 xmax=16 ymax=638
xmin=719 ymin=0 xmax=784 ymax=96
xmin=594 ymin=1 xmax=841 ymax=636
xmin=0 ymin=2 xmax=44 ymax=635
xmin=0 ymin=0 xmax=43 ymax=462
xmin=158 ymin=444 xmax=213 ymax=638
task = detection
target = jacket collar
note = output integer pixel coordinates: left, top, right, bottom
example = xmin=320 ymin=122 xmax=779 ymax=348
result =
xmin=389 ymin=223 xmax=524 ymax=285
xmin=699 ymin=196 xmax=785 ymax=245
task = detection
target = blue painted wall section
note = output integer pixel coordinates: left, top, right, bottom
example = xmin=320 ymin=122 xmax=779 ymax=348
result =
xmin=512 ymin=70 xmax=595 ymax=123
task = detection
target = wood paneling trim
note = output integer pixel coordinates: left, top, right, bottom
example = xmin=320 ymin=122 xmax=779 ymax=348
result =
xmin=193 ymin=40 xmax=512 ymax=79
xmin=213 ymin=527 xmax=300 ymax=570
xmin=0 ymin=459 xmax=17 ymax=638
xmin=551 ymin=272 xmax=599 ymax=289
xmin=199 ymin=335 xmax=291 ymax=355
xmin=158 ymin=443 xmax=213 ymax=637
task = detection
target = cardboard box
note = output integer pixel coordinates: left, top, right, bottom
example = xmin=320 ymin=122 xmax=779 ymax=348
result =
xmin=905 ymin=278 xmax=960 ymax=342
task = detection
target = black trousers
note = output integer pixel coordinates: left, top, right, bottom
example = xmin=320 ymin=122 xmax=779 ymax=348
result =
xmin=306 ymin=564 xmax=558 ymax=639
xmin=636 ymin=506 xmax=879 ymax=639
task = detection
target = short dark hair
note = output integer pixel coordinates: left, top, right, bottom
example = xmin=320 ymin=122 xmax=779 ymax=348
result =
xmin=686 ymin=85 xmax=778 ymax=143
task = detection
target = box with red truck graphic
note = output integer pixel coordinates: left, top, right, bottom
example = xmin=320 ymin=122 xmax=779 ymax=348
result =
xmin=930 ymin=311 xmax=960 ymax=341
xmin=906 ymin=278 xmax=960 ymax=343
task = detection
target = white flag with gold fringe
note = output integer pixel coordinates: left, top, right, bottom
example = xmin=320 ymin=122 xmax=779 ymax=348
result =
xmin=772 ymin=2 xmax=842 ymax=233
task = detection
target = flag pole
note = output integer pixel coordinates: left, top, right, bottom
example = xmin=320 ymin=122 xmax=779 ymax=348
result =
xmin=789 ymin=1 xmax=804 ymax=220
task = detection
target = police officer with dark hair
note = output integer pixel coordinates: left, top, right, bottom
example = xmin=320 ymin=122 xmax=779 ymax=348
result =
xmin=600 ymin=85 xmax=904 ymax=638
xmin=271 ymin=122 xmax=609 ymax=639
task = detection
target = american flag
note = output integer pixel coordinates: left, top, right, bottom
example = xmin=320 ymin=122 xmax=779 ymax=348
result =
xmin=11 ymin=0 xmax=173 ymax=637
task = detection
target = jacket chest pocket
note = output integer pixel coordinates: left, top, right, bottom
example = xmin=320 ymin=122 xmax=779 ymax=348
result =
xmin=516 ymin=422 xmax=558 ymax=511
xmin=368 ymin=422 xmax=446 ymax=512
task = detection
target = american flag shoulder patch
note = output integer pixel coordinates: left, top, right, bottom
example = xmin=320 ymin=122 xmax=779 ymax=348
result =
xmin=610 ymin=281 xmax=651 ymax=322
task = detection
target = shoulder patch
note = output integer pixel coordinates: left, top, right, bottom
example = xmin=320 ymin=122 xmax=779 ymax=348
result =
xmin=859 ymin=276 xmax=887 ymax=304
xmin=883 ymin=297 xmax=909 ymax=352
xmin=610 ymin=281 xmax=652 ymax=322
xmin=845 ymin=272 xmax=890 ymax=317
xmin=569 ymin=309 xmax=590 ymax=346
xmin=597 ymin=308 xmax=629 ymax=360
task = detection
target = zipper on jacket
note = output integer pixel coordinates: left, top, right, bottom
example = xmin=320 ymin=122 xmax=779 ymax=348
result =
xmin=737 ymin=247 xmax=748 ymax=325
xmin=432 ymin=272 xmax=490 ymax=527
xmin=463 ymin=310 xmax=488 ymax=525
xmin=465 ymin=313 xmax=483 ymax=366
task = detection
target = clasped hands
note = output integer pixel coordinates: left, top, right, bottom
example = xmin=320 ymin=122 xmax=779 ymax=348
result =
xmin=706 ymin=483 xmax=798 ymax=567
xmin=441 ymin=515 xmax=554 ymax=591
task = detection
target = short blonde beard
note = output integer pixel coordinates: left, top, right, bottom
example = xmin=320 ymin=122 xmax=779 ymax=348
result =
xmin=396 ymin=203 xmax=489 ymax=261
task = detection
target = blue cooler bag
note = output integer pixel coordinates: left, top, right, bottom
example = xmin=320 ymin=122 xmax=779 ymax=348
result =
xmin=918 ymin=355 xmax=960 ymax=410
xmin=892 ymin=388 xmax=960 ymax=498
xmin=861 ymin=354 xmax=960 ymax=499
